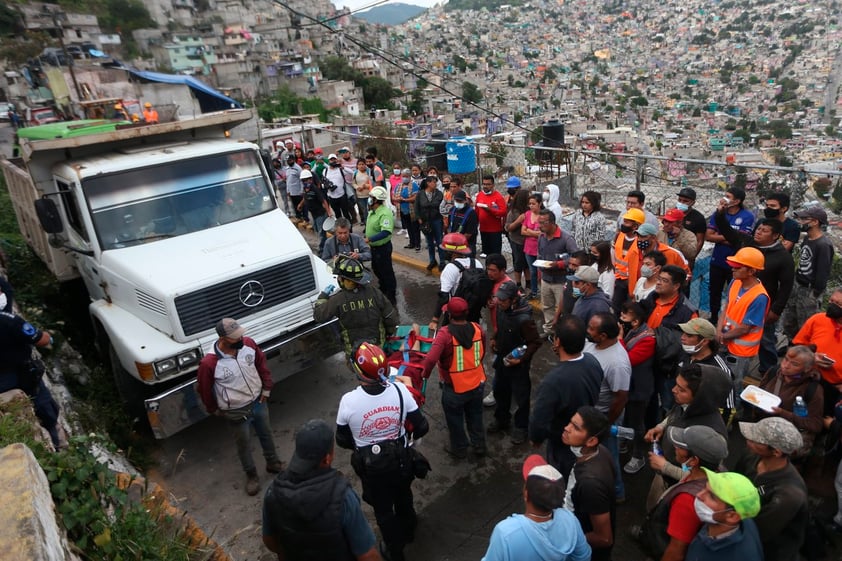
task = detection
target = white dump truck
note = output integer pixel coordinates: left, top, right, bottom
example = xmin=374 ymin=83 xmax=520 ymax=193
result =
xmin=3 ymin=110 xmax=339 ymax=438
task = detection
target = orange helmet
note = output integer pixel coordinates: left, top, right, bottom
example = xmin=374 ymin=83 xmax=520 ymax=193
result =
xmin=726 ymin=247 xmax=765 ymax=270
xmin=440 ymin=232 xmax=471 ymax=255
xmin=351 ymin=342 xmax=388 ymax=382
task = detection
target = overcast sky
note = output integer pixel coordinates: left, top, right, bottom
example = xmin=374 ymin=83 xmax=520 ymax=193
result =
xmin=333 ymin=0 xmax=439 ymax=12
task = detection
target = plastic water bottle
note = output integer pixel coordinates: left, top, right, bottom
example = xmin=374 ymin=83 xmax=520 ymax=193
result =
xmin=611 ymin=425 xmax=635 ymax=440
xmin=652 ymin=440 xmax=663 ymax=456
xmin=793 ymin=396 xmax=808 ymax=418
xmin=323 ymin=284 xmax=336 ymax=296
xmin=503 ymin=345 xmax=528 ymax=366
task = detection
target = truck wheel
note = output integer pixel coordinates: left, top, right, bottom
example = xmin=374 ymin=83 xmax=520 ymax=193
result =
xmin=108 ymin=343 xmax=151 ymax=423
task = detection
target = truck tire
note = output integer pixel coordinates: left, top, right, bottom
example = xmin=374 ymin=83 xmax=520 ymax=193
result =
xmin=108 ymin=342 xmax=151 ymax=423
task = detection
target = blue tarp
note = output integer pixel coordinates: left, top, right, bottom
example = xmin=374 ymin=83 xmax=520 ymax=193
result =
xmin=121 ymin=67 xmax=242 ymax=113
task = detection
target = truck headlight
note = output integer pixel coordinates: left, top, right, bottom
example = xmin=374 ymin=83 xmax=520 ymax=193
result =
xmin=154 ymin=358 xmax=178 ymax=377
xmin=177 ymin=349 xmax=201 ymax=368
xmin=153 ymin=348 xmax=202 ymax=378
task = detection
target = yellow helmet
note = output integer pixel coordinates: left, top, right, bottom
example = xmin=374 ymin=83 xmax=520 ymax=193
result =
xmin=622 ymin=208 xmax=646 ymax=224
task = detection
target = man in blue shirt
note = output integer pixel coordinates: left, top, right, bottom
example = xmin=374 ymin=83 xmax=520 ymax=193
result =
xmin=262 ymin=419 xmax=380 ymax=561
xmin=705 ymin=187 xmax=754 ymax=324
xmin=482 ymin=454 xmax=591 ymax=561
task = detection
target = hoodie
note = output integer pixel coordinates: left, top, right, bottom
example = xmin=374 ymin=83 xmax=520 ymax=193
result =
xmin=481 ymin=510 xmax=591 ymax=561
xmin=544 ymin=183 xmax=563 ymax=224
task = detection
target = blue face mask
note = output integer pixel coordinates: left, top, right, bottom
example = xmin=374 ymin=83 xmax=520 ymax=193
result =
xmin=572 ymin=287 xmax=582 ymax=298
xmin=681 ymin=460 xmax=691 ymax=473
xmin=676 ymin=202 xmax=689 ymax=212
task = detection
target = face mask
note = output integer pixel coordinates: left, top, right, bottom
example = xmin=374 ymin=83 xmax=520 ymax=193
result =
xmin=641 ymin=265 xmax=654 ymax=278
xmin=507 ymin=189 xmax=518 ymax=196
xmin=827 ymin=303 xmax=842 ymax=319
xmin=368 ymin=198 xmax=376 ymax=206
xmin=764 ymin=207 xmax=781 ymax=219
xmin=393 ymin=169 xmax=401 ymax=175
xmin=620 ymin=224 xmax=633 ymax=234
xmin=693 ymin=498 xmax=731 ymax=525
xmin=572 ymin=287 xmax=582 ymax=298
xmin=681 ymin=460 xmax=692 ymax=473
xmin=230 ymin=339 xmax=245 ymax=350
xmin=682 ymin=343 xmax=703 ymax=354
xmin=676 ymin=202 xmax=689 ymax=212
xmin=542 ymin=192 xmax=550 ymax=202
xmin=330 ymin=161 xmax=339 ymax=167
xmin=570 ymin=445 xmax=583 ymax=458
xmin=0 ymin=293 xmax=6 ymax=310
xmin=455 ymin=202 xmax=465 ymax=209
xmin=303 ymin=180 xmax=313 ymax=188
xmin=402 ymin=177 xmax=410 ymax=184
xmin=620 ymin=320 xmax=633 ymax=333
xmin=800 ymin=222 xmax=811 ymax=232
xmin=637 ymin=239 xmax=651 ymax=251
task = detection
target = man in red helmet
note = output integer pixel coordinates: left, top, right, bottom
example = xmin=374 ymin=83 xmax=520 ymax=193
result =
xmin=336 ymin=342 xmax=430 ymax=561
xmin=430 ymin=232 xmax=489 ymax=327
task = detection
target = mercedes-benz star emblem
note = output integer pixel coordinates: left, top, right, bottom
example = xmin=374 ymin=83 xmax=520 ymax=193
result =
xmin=239 ymin=280 xmax=265 ymax=307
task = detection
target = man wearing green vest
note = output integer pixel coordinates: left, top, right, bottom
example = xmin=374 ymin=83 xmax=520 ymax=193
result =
xmin=365 ymin=186 xmax=398 ymax=305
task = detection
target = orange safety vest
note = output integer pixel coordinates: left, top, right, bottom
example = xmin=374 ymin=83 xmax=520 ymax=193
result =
xmin=614 ymin=235 xmax=641 ymax=295
xmin=449 ymin=323 xmax=486 ymax=393
xmin=143 ymin=109 xmax=159 ymax=123
xmin=723 ymin=280 xmax=769 ymax=357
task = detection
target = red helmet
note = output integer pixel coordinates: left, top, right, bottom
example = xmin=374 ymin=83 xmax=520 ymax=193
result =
xmin=440 ymin=232 xmax=471 ymax=255
xmin=352 ymin=342 xmax=388 ymax=382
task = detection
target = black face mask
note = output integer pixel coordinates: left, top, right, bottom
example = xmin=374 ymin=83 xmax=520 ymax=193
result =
xmin=620 ymin=224 xmax=633 ymax=234
xmin=800 ymin=222 xmax=812 ymax=232
xmin=330 ymin=161 xmax=339 ymax=167
xmin=827 ymin=303 xmax=842 ymax=320
xmin=620 ymin=320 xmax=633 ymax=333
xmin=230 ymin=339 xmax=245 ymax=350
xmin=763 ymin=207 xmax=781 ymax=219
xmin=637 ymin=239 xmax=651 ymax=251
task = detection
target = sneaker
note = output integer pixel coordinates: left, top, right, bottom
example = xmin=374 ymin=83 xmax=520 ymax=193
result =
xmin=396 ymin=229 xmax=406 ymax=236
xmin=511 ymin=428 xmax=528 ymax=445
xmin=483 ymin=393 xmax=497 ymax=407
xmin=245 ymin=472 xmax=261 ymax=496
xmin=479 ymin=253 xmax=487 ymax=258
xmin=403 ymin=244 xmax=414 ymax=249
xmin=623 ymin=457 xmax=646 ymax=474
xmin=266 ymin=460 xmax=285 ymax=474
xmin=443 ymin=444 xmax=468 ymax=459
xmin=426 ymin=262 xmax=437 ymax=271
xmin=415 ymin=246 xmax=421 ymax=252
xmin=486 ymin=419 xmax=510 ymax=434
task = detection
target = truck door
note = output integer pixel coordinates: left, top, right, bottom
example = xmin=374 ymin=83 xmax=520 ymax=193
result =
xmin=55 ymin=179 xmax=101 ymax=298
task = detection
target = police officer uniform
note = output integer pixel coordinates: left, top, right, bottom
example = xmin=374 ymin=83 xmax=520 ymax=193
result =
xmin=364 ymin=187 xmax=398 ymax=305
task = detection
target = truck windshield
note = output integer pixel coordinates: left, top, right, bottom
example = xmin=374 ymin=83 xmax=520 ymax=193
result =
xmin=85 ymin=150 xmax=275 ymax=250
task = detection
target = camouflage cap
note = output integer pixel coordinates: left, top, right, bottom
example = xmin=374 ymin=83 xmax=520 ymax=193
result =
xmin=739 ymin=417 xmax=803 ymax=455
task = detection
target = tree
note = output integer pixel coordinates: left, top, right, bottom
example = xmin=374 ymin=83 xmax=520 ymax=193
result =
xmin=362 ymin=76 xmax=400 ymax=109
xmin=407 ymin=88 xmax=426 ymax=116
xmin=363 ymin=121 xmax=408 ymax=165
xmin=462 ymin=81 xmax=483 ymax=104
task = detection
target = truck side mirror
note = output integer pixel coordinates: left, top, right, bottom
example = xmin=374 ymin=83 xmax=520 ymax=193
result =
xmin=34 ymin=197 xmax=64 ymax=234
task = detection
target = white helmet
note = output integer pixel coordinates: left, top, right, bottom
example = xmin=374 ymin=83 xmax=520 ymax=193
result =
xmin=300 ymin=170 xmax=313 ymax=180
xmin=370 ymin=186 xmax=388 ymax=201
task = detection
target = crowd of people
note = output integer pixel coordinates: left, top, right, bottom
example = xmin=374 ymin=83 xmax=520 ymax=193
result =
xmin=252 ymin=143 xmax=842 ymax=561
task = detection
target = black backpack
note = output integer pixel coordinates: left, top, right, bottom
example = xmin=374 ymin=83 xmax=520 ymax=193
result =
xmin=453 ymin=260 xmax=494 ymax=319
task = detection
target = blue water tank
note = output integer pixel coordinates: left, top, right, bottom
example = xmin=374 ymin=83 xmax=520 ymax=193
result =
xmin=446 ymin=137 xmax=476 ymax=174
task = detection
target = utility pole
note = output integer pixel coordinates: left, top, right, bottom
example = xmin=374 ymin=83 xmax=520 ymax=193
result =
xmin=45 ymin=8 xmax=83 ymax=103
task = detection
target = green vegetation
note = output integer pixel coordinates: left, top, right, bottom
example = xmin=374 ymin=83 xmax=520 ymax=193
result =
xmin=319 ymin=55 xmax=402 ymax=109
xmin=0 ymin=398 xmax=201 ymax=561
xmin=462 ymin=81 xmax=483 ymax=104
xmin=257 ymin=85 xmax=336 ymax=123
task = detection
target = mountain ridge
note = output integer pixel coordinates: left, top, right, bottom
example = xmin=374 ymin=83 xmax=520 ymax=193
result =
xmin=355 ymin=3 xmax=427 ymax=25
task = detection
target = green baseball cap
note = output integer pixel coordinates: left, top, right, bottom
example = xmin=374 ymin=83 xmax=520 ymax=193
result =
xmin=701 ymin=468 xmax=760 ymax=519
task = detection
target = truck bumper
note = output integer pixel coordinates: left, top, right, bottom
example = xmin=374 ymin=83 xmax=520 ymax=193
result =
xmin=144 ymin=318 xmax=341 ymax=439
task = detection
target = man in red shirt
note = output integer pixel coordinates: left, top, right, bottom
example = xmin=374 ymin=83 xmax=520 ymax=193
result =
xmin=793 ymin=286 xmax=842 ymax=413
xmin=475 ymin=175 xmax=507 ymax=256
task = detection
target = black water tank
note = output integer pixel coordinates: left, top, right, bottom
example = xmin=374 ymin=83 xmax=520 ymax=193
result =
xmin=543 ymin=120 xmax=565 ymax=147
xmin=425 ymin=133 xmax=447 ymax=171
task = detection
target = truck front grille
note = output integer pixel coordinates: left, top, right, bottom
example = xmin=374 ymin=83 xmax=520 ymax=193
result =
xmin=174 ymin=256 xmax=316 ymax=337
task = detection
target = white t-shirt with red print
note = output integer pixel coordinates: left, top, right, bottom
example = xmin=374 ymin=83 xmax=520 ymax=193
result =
xmin=336 ymin=383 xmax=418 ymax=447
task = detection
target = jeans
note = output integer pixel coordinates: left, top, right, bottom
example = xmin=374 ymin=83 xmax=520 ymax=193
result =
xmin=540 ymin=280 xmax=565 ymax=334
xmin=371 ymin=241 xmax=397 ymax=305
xmin=834 ymin=458 xmax=842 ymax=526
xmin=708 ymin=264 xmax=732 ymax=325
xmin=525 ymin=254 xmax=539 ymax=294
xmin=493 ymin=365 xmax=531 ymax=430
xmin=624 ymin=399 xmax=648 ymax=460
xmin=33 ymin=380 xmax=60 ymax=447
xmin=313 ymin=213 xmax=328 ymax=255
xmin=227 ymin=400 xmax=279 ymax=474
xmin=289 ymin=194 xmax=305 ymax=221
xmin=758 ymin=319 xmax=779 ymax=375
xmin=359 ymin=468 xmax=416 ymax=561
xmin=356 ymin=197 xmax=369 ymax=223
xmin=423 ymin=219 xmax=446 ymax=265
xmin=441 ymin=383 xmax=486 ymax=451
xmin=275 ymin=182 xmax=291 ymax=215
xmin=329 ymin=195 xmax=354 ymax=223
xmin=603 ymin=432 xmax=625 ymax=500
xmin=612 ymin=278 xmax=629 ymax=313
xmin=401 ymin=212 xmax=421 ymax=248
xmin=480 ymin=231 xmax=502 ymax=255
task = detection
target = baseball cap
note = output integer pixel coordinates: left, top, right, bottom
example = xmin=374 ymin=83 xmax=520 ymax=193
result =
xmin=622 ymin=208 xmax=646 ymax=224
xmin=677 ymin=187 xmax=697 ymax=200
xmin=495 ymin=280 xmax=519 ymax=301
xmin=669 ymin=425 xmax=728 ymax=464
xmin=314 ymin=147 xmax=323 ymax=155
xmin=678 ymin=318 xmax=716 ymax=340
xmin=567 ymin=265 xmax=599 ymax=284
xmin=506 ymin=176 xmax=522 ymax=188
xmin=662 ymin=208 xmax=685 ymax=222
xmin=446 ymin=297 xmax=469 ymax=316
xmin=288 ymin=419 xmax=334 ymax=474
xmin=637 ymin=222 xmax=658 ymax=236
xmin=328 ymin=153 xmax=338 ymax=160
xmin=215 ymin=318 xmax=245 ymax=339
xmin=453 ymin=189 xmax=468 ymax=202
xmin=701 ymin=468 xmax=761 ymax=519
xmin=794 ymin=206 xmax=828 ymax=225
xmin=522 ymin=454 xmax=563 ymax=481
xmin=739 ymin=417 xmax=803 ymax=455
xmin=284 ymin=139 xmax=294 ymax=145
xmin=338 ymin=146 xmax=350 ymax=153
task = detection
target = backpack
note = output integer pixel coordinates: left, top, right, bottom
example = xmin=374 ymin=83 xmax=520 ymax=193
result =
xmin=453 ymin=260 xmax=494 ymax=319
xmin=449 ymin=207 xmax=474 ymax=234
xmin=652 ymin=326 xmax=682 ymax=380
xmin=641 ymin=478 xmax=708 ymax=560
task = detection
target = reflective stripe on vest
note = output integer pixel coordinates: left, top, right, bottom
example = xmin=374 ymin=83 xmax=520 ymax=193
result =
xmin=449 ymin=323 xmax=486 ymax=393
xmin=724 ymin=280 xmax=769 ymax=357
xmin=614 ymin=235 xmax=631 ymax=280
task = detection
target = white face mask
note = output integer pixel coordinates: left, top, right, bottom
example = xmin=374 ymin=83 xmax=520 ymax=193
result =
xmin=0 ymin=293 xmax=6 ymax=310
xmin=455 ymin=202 xmax=465 ymax=209
xmin=640 ymin=265 xmax=654 ymax=278
xmin=542 ymin=192 xmax=550 ymax=202
xmin=393 ymin=169 xmax=401 ymax=175
xmin=676 ymin=202 xmax=689 ymax=212
xmin=570 ymin=445 xmax=583 ymax=458
xmin=693 ymin=497 xmax=731 ymax=525
xmin=682 ymin=343 xmax=703 ymax=354
xmin=368 ymin=198 xmax=376 ymax=206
